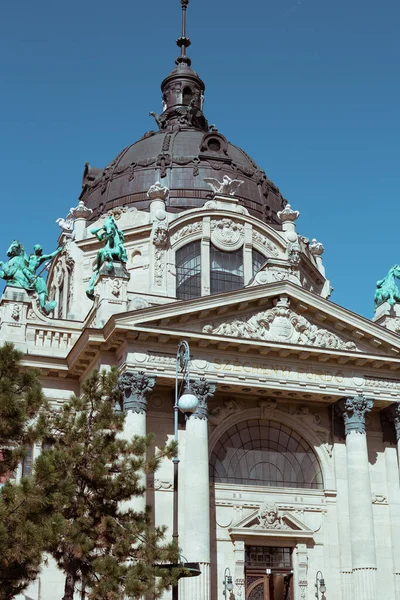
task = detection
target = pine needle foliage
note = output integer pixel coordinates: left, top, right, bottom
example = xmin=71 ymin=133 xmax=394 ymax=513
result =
xmin=0 ymin=477 xmax=63 ymax=600
xmin=36 ymin=369 xmax=180 ymax=600
xmin=0 ymin=342 xmax=44 ymax=476
xmin=0 ymin=342 xmax=56 ymax=600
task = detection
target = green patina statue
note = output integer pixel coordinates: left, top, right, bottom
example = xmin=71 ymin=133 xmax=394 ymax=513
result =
xmin=374 ymin=265 xmax=400 ymax=308
xmin=86 ymin=215 xmax=127 ymax=300
xmin=0 ymin=240 xmax=62 ymax=314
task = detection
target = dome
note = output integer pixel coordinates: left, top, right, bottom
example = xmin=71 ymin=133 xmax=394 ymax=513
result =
xmin=80 ymin=128 xmax=286 ymax=225
xmin=80 ymin=1 xmax=287 ymax=227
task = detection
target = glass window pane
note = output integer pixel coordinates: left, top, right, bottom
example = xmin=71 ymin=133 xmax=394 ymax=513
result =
xmin=210 ymin=245 xmax=244 ymax=295
xmin=210 ymin=419 xmax=323 ymax=490
xmin=252 ymin=249 xmax=266 ymax=276
xmin=176 ymin=241 xmax=201 ymax=300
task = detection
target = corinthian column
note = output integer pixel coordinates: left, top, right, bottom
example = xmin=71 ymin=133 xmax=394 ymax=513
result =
xmin=117 ymin=371 xmax=156 ymax=511
xmin=337 ymin=395 xmax=377 ymax=600
xmin=180 ymin=378 xmax=215 ymax=600
xmin=382 ymin=403 xmax=400 ymax=598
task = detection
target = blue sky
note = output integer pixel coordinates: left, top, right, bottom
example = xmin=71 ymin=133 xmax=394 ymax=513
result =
xmin=0 ymin=0 xmax=399 ymax=318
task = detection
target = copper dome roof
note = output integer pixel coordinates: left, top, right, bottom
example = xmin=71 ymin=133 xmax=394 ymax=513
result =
xmin=80 ymin=1 xmax=287 ymax=226
xmin=80 ymin=128 xmax=286 ymax=226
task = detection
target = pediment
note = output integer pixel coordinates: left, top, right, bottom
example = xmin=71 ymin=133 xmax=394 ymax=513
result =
xmin=229 ymin=503 xmax=314 ymax=541
xmin=117 ymin=281 xmax=400 ymax=359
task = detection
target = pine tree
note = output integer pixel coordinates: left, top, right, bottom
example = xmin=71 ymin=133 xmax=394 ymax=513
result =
xmin=36 ymin=369 xmax=180 ymax=600
xmin=0 ymin=342 xmax=57 ymax=600
xmin=0 ymin=342 xmax=44 ymax=476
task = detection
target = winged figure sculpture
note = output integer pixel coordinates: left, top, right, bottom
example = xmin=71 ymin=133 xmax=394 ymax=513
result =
xmin=204 ymin=175 xmax=244 ymax=196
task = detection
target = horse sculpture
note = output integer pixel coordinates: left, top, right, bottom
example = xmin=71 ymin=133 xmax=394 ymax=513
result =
xmin=374 ymin=265 xmax=400 ymax=308
xmin=86 ymin=216 xmax=127 ymax=300
xmin=0 ymin=240 xmax=61 ymax=314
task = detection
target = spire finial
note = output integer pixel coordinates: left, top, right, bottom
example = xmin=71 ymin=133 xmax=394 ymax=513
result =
xmin=176 ymin=0 xmax=191 ymax=66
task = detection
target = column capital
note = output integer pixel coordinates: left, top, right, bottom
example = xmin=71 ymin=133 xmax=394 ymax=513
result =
xmin=382 ymin=403 xmax=400 ymax=441
xmin=190 ymin=377 xmax=216 ymax=420
xmin=117 ymin=371 xmax=156 ymax=414
xmin=336 ymin=394 xmax=373 ymax=435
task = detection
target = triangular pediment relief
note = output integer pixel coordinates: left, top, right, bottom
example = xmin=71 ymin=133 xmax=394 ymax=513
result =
xmin=115 ymin=282 xmax=400 ymax=359
xmin=229 ymin=503 xmax=313 ymax=540
xmin=201 ymin=296 xmax=358 ymax=352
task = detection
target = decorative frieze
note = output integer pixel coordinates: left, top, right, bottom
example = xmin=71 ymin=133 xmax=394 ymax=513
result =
xmin=171 ymin=221 xmax=202 ymax=243
xmin=117 ymin=371 xmax=156 ymax=414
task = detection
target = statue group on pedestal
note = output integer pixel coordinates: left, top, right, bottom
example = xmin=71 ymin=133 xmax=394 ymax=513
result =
xmin=0 ymin=240 xmax=62 ymax=315
xmin=86 ymin=216 xmax=127 ymax=300
xmin=374 ymin=265 xmax=400 ymax=308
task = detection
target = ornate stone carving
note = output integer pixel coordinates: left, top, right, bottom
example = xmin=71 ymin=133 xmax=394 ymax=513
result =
xmin=204 ymin=175 xmax=244 ymax=196
xmin=111 ymin=279 xmax=122 ymax=297
xmin=277 ymin=204 xmax=300 ymax=223
xmin=191 ymin=377 xmax=216 ymax=420
xmin=56 ymin=215 xmax=74 ymax=233
xmin=336 ymin=394 xmax=374 ymax=435
xmin=107 ymin=206 xmax=127 ymax=220
xmin=256 ymin=503 xmax=289 ymax=530
xmin=210 ymin=218 xmax=244 ymax=250
xmin=209 ymin=399 xmax=241 ymax=426
xmin=147 ymin=181 xmax=169 ymax=201
xmin=70 ymin=200 xmax=93 ymax=220
xmin=309 ymin=238 xmax=324 ymax=256
xmin=11 ymin=304 xmax=21 ymax=321
xmin=171 ymin=221 xmax=202 ymax=243
xmin=288 ymin=240 xmax=301 ymax=265
xmin=252 ymin=231 xmax=279 ymax=257
xmin=203 ymin=296 xmax=358 ymax=351
xmin=259 ymin=399 xmax=277 ymax=418
xmin=153 ymin=222 xmax=169 ymax=248
xmin=117 ymin=371 xmax=156 ymax=414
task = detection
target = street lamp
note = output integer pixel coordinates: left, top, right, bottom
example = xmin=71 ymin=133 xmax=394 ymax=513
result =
xmin=172 ymin=340 xmax=200 ymax=600
xmin=315 ymin=571 xmax=327 ymax=599
xmin=222 ymin=567 xmax=234 ymax=598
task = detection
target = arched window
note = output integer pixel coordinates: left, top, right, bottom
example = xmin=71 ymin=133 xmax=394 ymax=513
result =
xmin=252 ymin=249 xmax=266 ymax=276
xmin=210 ymin=245 xmax=244 ymax=295
xmin=182 ymin=86 xmax=193 ymax=106
xmin=210 ymin=419 xmax=323 ymax=490
xmin=176 ymin=241 xmax=201 ymax=299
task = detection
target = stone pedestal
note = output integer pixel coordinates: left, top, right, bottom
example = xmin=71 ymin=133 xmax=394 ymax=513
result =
xmin=95 ymin=262 xmax=130 ymax=327
xmin=180 ymin=378 xmax=215 ymax=600
xmin=0 ymin=287 xmax=32 ymax=346
xmin=372 ymin=301 xmax=400 ymax=332
xmin=117 ymin=371 xmax=156 ymax=512
xmin=337 ymin=395 xmax=377 ymax=600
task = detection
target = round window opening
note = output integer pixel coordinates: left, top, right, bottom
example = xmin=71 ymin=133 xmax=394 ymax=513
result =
xmin=207 ymin=138 xmax=221 ymax=152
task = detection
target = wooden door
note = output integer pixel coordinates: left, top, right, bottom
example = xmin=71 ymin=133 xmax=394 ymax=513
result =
xmin=246 ymin=574 xmax=269 ymax=600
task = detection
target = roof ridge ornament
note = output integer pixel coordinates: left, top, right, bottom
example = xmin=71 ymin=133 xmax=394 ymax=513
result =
xmin=176 ymin=0 xmax=192 ymax=66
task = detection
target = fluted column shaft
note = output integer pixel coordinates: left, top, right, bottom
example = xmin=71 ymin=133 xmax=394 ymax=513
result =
xmin=181 ymin=378 xmax=215 ymax=600
xmin=117 ymin=371 xmax=155 ymax=512
xmin=338 ymin=395 xmax=377 ymax=600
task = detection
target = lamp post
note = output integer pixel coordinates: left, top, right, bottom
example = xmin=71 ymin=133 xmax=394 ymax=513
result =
xmin=315 ymin=571 xmax=327 ymax=599
xmin=222 ymin=567 xmax=234 ymax=598
xmin=172 ymin=340 xmax=199 ymax=600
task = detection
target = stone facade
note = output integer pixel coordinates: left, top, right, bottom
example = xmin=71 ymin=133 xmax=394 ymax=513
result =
xmin=4 ymin=7 xmax=400 ymax=598
xmin=4 ymin=182 xmax=400 ymax=600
